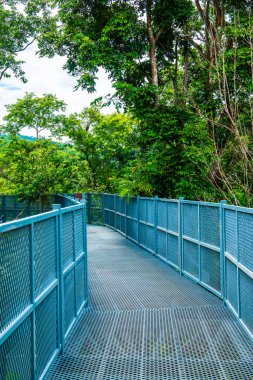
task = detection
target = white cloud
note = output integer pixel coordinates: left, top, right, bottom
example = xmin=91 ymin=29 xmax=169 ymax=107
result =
xmin=0 ymin=42 xmax=115 ymax=137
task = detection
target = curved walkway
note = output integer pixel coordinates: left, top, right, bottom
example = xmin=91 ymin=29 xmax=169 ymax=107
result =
xmin=47 ymin=226 xmax=253 ymax=380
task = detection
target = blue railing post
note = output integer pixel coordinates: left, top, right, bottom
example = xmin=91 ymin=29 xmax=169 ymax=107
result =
xmin=30 ymin=222 xmax=37 ymax=379
xmin=73 ymin=203 xmax=77 ymax=317
xmin=220 ymin=200 xmax=227 ymax=300
xmin=53 ymin=204 xmax=65 ymax=352
xmin=154 ymin=195 xmax=158 ymax=256
xmin=178 ymin=197 xmax=184 ymax=274
xmin=87 ymin=193 xmax=92 ymax=224
xmin=80 ymin=199 xmax=88 ymax=303
xmin=102 ymin=193 xmax=105 ymax=225
xmin=125 ymin=197 xmax=127 ymax=237
xmin=114 ymin=194 xmax=116 ymax=230
xmin=137 ymin=195 xmax=140 ymax=246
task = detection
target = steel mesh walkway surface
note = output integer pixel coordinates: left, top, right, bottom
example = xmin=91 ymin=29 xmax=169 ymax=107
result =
xmin=47 ymin=226 xmax=253 ymax=380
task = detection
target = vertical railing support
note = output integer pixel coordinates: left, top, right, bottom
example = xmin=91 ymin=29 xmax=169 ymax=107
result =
xmin=30 ymin=222 xmax=37 ymax=380
xmin=198 ymin=203 xmax=201 ymax=282
xmin=81 ymin=199 xmax=88 ymax=304
xmin=87 ymin=193 xmax=92 ymax=224
xmin=220 ymin=200 xmax=227 ymax=300
xmin=125 ymin=197 xmax=127 ymax=237
xmin=178 ymin=197 xmax=184 ymax=274
xmin=73 ymin=204 xmax=77 ymax=317
xmin=137 ymin=195 xmax=140 ymax=246
xmin=114 ymin=194 xmax=116 ymax=230
xmin=102 ymin=193 xmax=105 ymax=225
xmin=154 ymin=195 xmax=158 ymax=256
xmin=53 ymin=204 xmax=65 ymax=352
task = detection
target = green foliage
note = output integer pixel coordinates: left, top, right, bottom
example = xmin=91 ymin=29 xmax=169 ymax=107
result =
xmin=0 ymin=0 xmax=54 ymax=82
xmin=63 ymin=107 xmax=136 ymax=193
xmin=1 ymin=0 xmax=252 ymax=206
xmin=0 ymin=136 xmax=89 ymax=202
xmin=1 ymin=93 xmax=66 ymax=138
xmin=39 ymin=0 xmax=192 ymax=102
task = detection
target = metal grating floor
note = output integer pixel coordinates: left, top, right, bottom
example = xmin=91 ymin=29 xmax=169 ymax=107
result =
xmin=47 ymin=226 xmax=253 ymax=380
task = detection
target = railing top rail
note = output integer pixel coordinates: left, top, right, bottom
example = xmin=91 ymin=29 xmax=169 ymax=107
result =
xmin=223 ymin=203 xmax=253 ymax=214
xmin=56 ymin=193 xmax=80 ymax=206
xmin=61 ymin=203 xmax=85 ymax=214
xmin=0 ymin=199 xmax=85 ymax=232
xmin=0 ymin=209 xmax=59 ymax=233
xmin=182 ymin=200 xmax=221 ymax=207
xmin=157 ymin=198 xmax=179 ymax=203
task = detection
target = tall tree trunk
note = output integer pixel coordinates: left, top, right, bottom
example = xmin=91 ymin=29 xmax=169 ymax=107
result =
xmin=173 ymin=39 xmax=179 ymax=104
xmin=146 ymin=2 xmax=158 ymax=88
xmin=183 ymin=25 xmax=189 ymax=105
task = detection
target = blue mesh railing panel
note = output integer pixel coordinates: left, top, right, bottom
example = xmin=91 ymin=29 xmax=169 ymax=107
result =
xmin=157 ymin=200 xmax=167 ymax=229
xmin=64 ymin=269 xmax=75 ymax=335
xmin=155 ymin=199 xmax=180 ymax=268
xmin=240 ymin=270 xmax=253 ymax=334
xmin=200 ymin=205 xmax=220 ymax=247
xmin=182 ymin=201 xmax=221 ymax=296
xmin=224 ymin=205 xmax=253 ymax=338
xmin=183 ymin=203 xmax=198 ymax=240
xmin=34 ymin=218 xmax=57 ymax=298
xmin=167 ymin=202 xmax=178 ymax=233
xmin=224 ymin=208 xmax=237 ymax=258
xmin=238 ymin=212 xmax=253 ymax=272
xmin=183 ymin=239 xmax=199 ymax=278
xmin=62 ymin=212 xmax=74 ymax=269
xmin=35 ymin=289 xmax=58 ymax=379
xmin=201 ymin=246 xmax=221 ymax=291
xmin=225 ymin=258 xmax=238 ymax=312
xmin=0 ymin=199 xmax=87 ymax=379
xmin=0 ymin=226 xmax=31 ymax=333
xmin=139 ymin=199 xmax=146 ymax=222
xmin=157 ymin=230 xmax=166 ymax=258
xmin=139 ymin=223 xmax=146 ymax=247
xmin=167 ymin=234 xmax=179 ymax=267
xmin=75 ymin=258 xmax=86 ymax=312
xmin=0 ymin=317 xmax=33 ymax=380
xmin=75 ymin=209 xmax=84 ymax=258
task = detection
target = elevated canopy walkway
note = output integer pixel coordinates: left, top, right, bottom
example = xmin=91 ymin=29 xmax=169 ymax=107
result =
xmin=1 ymin=193 xmax=253 ymax=379
xmin=47 ymin=225 xmax=253 ymax=380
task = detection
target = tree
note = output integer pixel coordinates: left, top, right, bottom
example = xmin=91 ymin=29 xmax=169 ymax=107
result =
xmin=39 ymin=0 xmax=193 ymax=107
xmin=1 ymin=92 xmax=67 ymax=138
xmin=0 ymin=136 xmax=90 ymax=203
xmin=183 ymin=0 xmax=253 ymax=205
xmin=0 ymin=0 xmax=54 ymax=82
xmin=63 ymin=107 xmax=135 ymax=192
xmin=38 ymin=0 xmax=194 ymax=197
xmin=36 ymin=0 xmax=253 ymax=205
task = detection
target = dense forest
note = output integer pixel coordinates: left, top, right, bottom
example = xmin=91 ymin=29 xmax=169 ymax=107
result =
xmin=0 ymin=0 xmax=252 ymax=206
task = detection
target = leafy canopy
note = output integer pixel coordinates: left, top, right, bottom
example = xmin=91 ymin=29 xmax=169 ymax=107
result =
xmin=63 ymin=106 xmax=136 ymax=192
xmin=0 ymin=0 xmax=55 ymax=82
xmin=0 ymin=136 xmax=90 ymax=202
xmin=1 ymin=92 xmax=67 ymax=138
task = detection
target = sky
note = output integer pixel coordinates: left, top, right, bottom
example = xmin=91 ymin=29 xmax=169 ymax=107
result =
xmin=0 ymin=43 xmax=115 ymax=137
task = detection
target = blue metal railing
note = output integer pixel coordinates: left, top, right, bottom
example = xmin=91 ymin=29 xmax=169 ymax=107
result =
xmin=0 ymin=196 xmax=87 ymax=379
xmin=89 ymin=193 xmax=253 ymax=341
xmin=0 ymin=196 xmax=55 ymax=223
